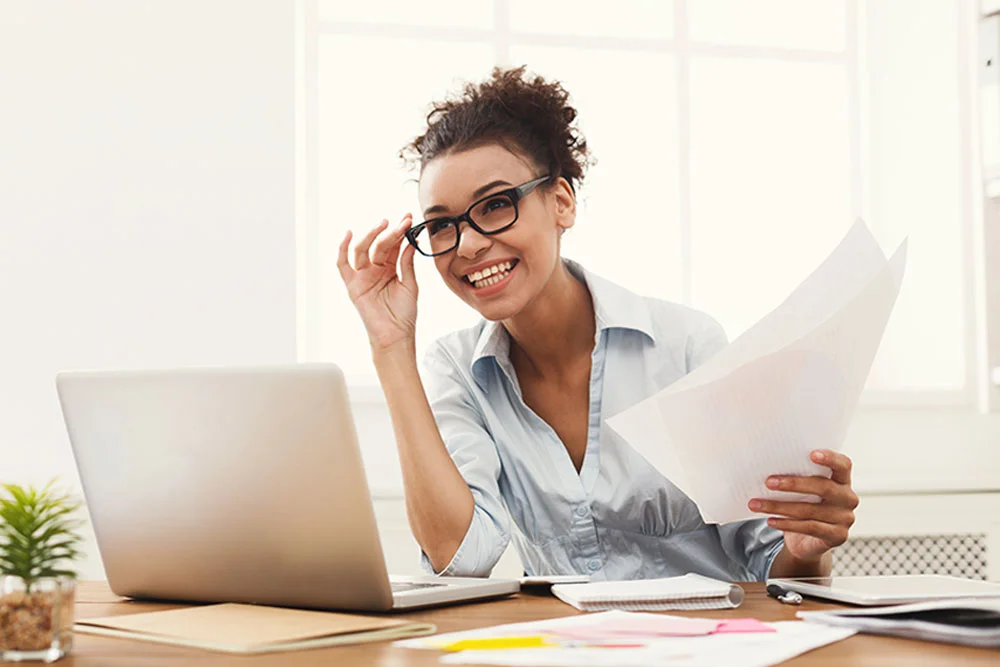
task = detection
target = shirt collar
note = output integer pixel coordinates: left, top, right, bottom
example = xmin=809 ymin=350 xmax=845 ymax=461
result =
xmin=568 ymin=259 xmax=656 ymax=344
xmin=470 ymin=259 xmax=656 ymax=388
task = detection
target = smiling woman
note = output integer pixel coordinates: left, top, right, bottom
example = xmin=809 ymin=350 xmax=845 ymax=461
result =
xmin=335 ymin=66 xmax=859 ymax=582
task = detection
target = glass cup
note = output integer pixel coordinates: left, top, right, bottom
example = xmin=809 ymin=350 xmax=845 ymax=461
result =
xmin=0 ymin=576 xmax=76 ymax=663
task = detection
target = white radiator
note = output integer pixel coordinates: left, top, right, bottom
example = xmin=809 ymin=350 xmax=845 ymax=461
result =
xmin=832 ymin=534 xmax=988 ymax=579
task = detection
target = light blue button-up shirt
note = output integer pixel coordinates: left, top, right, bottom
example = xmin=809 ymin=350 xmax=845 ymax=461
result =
xmin=420 ymin=260 xmax=784 ymax=581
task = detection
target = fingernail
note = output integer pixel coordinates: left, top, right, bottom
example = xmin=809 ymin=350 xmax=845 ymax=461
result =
xmin=767 ymin=518 xmax=777 ymax=527
xmin=813 ymin=451 xmax=826 ymax=462
xmin=749 ymin=500 xmax=762 ymax=511
xmin=766 ymin=477 xmax=780 ymax=489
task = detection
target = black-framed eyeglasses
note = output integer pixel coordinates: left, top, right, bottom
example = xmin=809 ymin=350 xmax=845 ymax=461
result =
xmin=405 ymin=174 xmax=552 ymax=257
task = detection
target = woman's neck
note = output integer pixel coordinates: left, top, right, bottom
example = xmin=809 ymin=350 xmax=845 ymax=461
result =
xmin=504 ymin=260 xmax=596 ymax=380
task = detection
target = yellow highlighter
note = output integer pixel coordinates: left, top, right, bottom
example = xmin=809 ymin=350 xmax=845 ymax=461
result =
xmin=437 ymin=635 xmax=554 ymax=652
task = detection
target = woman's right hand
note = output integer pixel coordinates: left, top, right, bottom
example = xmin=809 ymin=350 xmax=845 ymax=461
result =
xmin=337 ymin=213 xmax=419 ymax=352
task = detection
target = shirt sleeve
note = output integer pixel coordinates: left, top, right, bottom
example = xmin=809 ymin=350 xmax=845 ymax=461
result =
xmin=716 ymin=519 xmax=786 ymax=581
xmin=685 ymin=311 xmax=786 ymax=581
xmin=417 ymin=345 xmax=511 ymax=577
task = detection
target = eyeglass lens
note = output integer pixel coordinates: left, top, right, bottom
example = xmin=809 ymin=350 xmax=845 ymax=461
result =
xmin=413 ymin=192 xmax=518 ymax=255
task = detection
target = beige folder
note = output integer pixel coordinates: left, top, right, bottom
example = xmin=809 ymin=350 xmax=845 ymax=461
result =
xmin=75 ymin=603 xmax=436 ymax=654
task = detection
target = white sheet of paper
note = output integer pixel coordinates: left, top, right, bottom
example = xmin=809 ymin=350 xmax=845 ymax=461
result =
xmin=607 ymin=221 xmax=907 ymax=524
xmin=436 ymin=621 xmax=855 ymax=667
xmin=655 ymin=221 xmax=888 ymax=398
xmin=395 ymin=611 xmax=627 ymax=650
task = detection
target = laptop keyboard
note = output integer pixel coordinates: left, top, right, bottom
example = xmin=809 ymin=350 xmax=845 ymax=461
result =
xmin=391 ymin=581 xmax=447 ymax=593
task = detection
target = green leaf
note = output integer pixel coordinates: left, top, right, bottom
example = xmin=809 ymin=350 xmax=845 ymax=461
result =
xmin=0 ymin=481 xmax=84 ymax=585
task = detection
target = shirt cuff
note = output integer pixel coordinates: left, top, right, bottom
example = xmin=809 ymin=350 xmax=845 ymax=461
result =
xmin=419 ymin=506 xmax=507 ymax=577
xmin=760 ymin=538 xmax=786 ymax=580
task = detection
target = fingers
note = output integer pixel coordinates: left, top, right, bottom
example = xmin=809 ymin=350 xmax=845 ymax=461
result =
xmin=748 ymin=498 xmax=855 ymax=527
xmin=811 ymin=449 xmax=853 ymax=485
xmin=765 ymin=517 xmax=849 ymax=548
xmin=400 ymin=240 xmax=418 ymax=292
xmin=765 ymin=474 xmax=859 ymax=509
xmin=336 ymin=231 xmax=354 ymax=282
xmin=371 ymin=214 xmax=412 ymax=268
xmin=353 ymin=219 xmax=389 ymax=270
xmin=761 ymin=453 xmax=858 ymax=559
xmin=340 ymin=216 xmax=416 ymax=293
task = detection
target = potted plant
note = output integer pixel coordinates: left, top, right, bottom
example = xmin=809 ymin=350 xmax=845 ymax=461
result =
xmin=0 ymin=483 xmax=82 ymax=662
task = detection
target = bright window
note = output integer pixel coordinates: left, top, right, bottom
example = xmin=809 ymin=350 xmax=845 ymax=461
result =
xmin=303 ymin=0 xmax=974 ymax=405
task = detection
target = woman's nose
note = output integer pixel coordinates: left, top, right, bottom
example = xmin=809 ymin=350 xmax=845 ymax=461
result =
xmin=456 ymin=222 xmax=491 ymax=259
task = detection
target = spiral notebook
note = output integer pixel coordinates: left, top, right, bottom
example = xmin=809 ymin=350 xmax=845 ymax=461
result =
xmin=551 ymin=573 xmax=745 ymax=612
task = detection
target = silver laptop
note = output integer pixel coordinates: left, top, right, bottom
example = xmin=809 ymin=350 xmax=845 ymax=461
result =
xmin=768 ymin=575 xmax=1000 ymax=606
xmin=55 ymin=363 xmax=519 ymax=611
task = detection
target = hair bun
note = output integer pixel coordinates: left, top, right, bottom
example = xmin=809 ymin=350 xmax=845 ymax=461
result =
xmin=401 ymin=66 xmax=593 ymax=193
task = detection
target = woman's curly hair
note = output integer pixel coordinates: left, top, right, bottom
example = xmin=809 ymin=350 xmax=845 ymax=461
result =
xmin=401 ymin=66 xmax=593 ymax=193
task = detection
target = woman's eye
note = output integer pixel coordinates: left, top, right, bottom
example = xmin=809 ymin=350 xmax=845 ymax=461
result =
xmin=482 ymin=197 xmax=511 ymax=213
xmin=428 ymin=220 xmax=454 ymax=236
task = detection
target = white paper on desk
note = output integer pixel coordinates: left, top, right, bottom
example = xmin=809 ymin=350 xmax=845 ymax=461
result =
xmin=607 ymin=221 xmax=907 ymax=524
xmin=438 ymin=621 xmax=856 ymax=667
xmin=396 ymin=612 xmax=622 ymax=649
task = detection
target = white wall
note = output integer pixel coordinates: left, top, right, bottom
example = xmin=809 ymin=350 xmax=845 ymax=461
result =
xmin=3 ymin=0 xmax=999 ymax=583
xmin=0 ymin=1 xmax=297 ymax=578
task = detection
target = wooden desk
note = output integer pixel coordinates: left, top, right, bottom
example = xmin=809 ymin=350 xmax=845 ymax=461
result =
xmin=67 ymin=581 xmax=997 ymax=666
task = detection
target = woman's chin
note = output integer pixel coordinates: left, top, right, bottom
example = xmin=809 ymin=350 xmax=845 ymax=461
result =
xmin=467 ymin=295 xmax=523 ymax=323
xmin=475 ymin=303 xmax=519 ymax=322
xmin=448 ymin=274 xmax=529 ymax=322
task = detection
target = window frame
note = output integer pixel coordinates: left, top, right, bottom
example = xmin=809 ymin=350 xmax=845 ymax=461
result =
xmin=298 ymin=0 xmax=985 ymax=410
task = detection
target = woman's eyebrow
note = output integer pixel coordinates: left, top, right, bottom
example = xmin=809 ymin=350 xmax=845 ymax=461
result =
xmin=422 ymin=179 xmax=513 ymax=217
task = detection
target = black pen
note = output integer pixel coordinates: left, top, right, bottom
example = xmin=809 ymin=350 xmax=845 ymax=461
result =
xmin=766 ymin=583 xmax=803 ymax=605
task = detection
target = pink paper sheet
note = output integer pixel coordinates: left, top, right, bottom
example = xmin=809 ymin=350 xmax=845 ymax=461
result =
xmin=548 ymin=614 xmax=774 ymax=640
xmin=715 ymin=618 xmax=776 ymax=634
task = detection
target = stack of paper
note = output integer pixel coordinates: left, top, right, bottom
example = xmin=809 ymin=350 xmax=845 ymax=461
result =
xmin=397 ymin=610 xmax=856 ymax=666
xmin=607 ymin=221 xmax=907 ymax=524
xmin=798 ymin=599 xmax=1000 ymax=648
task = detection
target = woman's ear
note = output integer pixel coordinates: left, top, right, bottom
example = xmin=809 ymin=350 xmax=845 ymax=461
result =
xmin=553 ymin=177 xmax=577 ymax=232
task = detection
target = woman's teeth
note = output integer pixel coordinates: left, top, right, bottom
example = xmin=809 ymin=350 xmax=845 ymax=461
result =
xmin=467 ymin=260 xmax=515 ymax=288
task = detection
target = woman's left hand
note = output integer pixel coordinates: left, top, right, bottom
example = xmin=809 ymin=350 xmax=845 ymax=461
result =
xmin=749 ymin=450 xmax=859 ymax=561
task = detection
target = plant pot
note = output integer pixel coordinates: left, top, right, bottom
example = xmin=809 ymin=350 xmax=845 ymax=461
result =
xmin=0 ymin=576 xmax=75 ymax=663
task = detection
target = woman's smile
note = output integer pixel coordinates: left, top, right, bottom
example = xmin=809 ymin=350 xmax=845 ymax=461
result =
xmin=461 ymin=259 xmax=519 ymax=296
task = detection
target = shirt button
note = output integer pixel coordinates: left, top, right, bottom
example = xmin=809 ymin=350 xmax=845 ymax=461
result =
xmin=587 ymin=559 xmax=601 ymax=571
xmin=575 ymin=505 xmax=589 ymax=518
